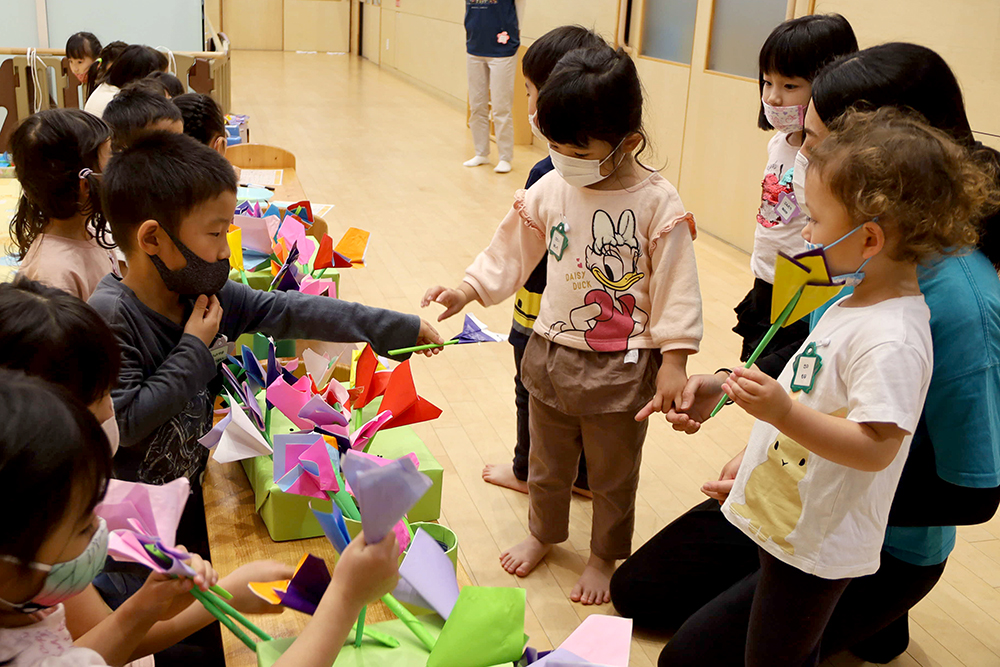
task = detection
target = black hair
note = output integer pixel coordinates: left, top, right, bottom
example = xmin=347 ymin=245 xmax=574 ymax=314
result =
xmin=172 ymin=93 xmax=226 ymax=146
xmin=757 ymin=13 xmax=857 ymax=130
xmin=103 ymin=45 xmax=168 ymax=90
xmin=522 ymin=26 xmax=610 ymax=88
xmin=124 ymin=77 xmax=170 ymax=98
xmin=537 ymin=47 xmax=646 ymax=157
xmin=85 ymin=41 xmax=127 ymax=100
xmin=0 ymin=277 xmax=120 ymax=406
xmin=0 ymin=370 xmax=111 ymax=565
xmin=8 ymin=109 xmax=112 ymax=260
xmin=66 ymin=32 xmax=101 ymax=60
xmin=146 ymin=71 xmax=185 ymax=98
xmin=103 ymin=86 xmax=183 ymax=152
xmin=812 ymin=42 xmax=1000 ymax=269
xmin=102 ymin=131 xmax=238 ymax=253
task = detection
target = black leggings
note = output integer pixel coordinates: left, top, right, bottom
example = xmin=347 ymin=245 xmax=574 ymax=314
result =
xmin=610 ymin=499 xmax=946 ymax=664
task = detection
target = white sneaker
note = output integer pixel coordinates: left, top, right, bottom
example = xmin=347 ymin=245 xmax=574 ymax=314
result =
xmin=494 ymin=160 xmax=512 ymax=173
xmin=464 ymin=155 xmax=490 ymax=167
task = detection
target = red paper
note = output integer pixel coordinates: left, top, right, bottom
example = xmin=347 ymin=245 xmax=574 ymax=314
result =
xmin=377 ymin=361 xmax=442 ymax=428
xmin=352 ymin=346 xmax=391 ymax=409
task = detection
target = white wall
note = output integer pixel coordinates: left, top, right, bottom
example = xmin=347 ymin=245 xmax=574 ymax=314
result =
xmin=0 ymin=0 xmax=203 ymax=52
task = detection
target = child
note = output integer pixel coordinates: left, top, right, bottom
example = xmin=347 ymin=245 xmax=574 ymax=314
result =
xmin=66 ymin=32 xmax=101 ymax=83
xmin=662 ymin=109 xmax=995 ymax=666
xmin=424 ymin=48 xmax=702 ymax=605
xmin=482 ymin=25 xmax=611 ymax=497
xmin=11 ymin=109 xmax=118 ymax=301
xmin=0 ymin=371 xmax=400 ymax=667
xmin=85 ymin=45 xmax=168 ymax=118
xmin=172 ymin=93 xmax=228 ymax=155
xmin=145 ymin=71 xmax=185 ymax=98
xmin=103 ymin=86 xmax=183 ymax=151
xmin=84 ymin=41 xmax=127 ymax=100
xmin=89 ymin=131 xmax=441 ymax=556
xmin=0 ymin=277 xmax=120 ymax=453
xmin=463 ymin=0 xmax=519 ymax=173
xmin=734 ymin=14 xmax=857 ymax=378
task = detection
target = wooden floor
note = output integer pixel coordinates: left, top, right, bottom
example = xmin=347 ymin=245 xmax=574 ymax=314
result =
xmin=236 ymin=50 xmax=999 ymax=666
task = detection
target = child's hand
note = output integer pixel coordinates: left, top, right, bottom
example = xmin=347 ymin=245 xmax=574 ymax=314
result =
xmin=183 ymin=294 xmax=223 ymax=347
xmin=415 ymin=319 xmax=445 ymax=357
xmin=722 ymin=366 xmax=792 ymax=425
xmin=635 ymin=351 xmax=689 ymax=421
xmin=329 ymin=531 xmax=400 ymax=611
xmin=218 ymin=560 xmax=295 ymax=615
xmin=665 ymin=371 xmax=728 ymax=434
xmin=701 ymin=448 xmax=745 ymax=503
xmin=132 ymin=548 xmax=219 ymax=622
xmin=421 ymin=283 xmax=476 ymax=322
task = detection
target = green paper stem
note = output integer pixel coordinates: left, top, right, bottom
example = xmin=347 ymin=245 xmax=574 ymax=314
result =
xmin=354 ymin=606 xmax=366 ymax=648
xmin=328 ymin=487 xmax=361 ymax=521
xmin=240 ymin=269 xmax=250 ymax=287
xmin=381 ymin=594 xmax=436 ymax=652
xmin=388 ymin=339 xmax=459 ymax=357
xmin=265 ymin=407 xmax=272 ymax=437
xmin=211 ymin=584 xmax=234 ymax=600
xmin=352 ymin=622 xmax=400 ymax=648
xmin=192 ymin=588 xmax=257 ymax=650
xmin=402 ymin=517 xmax=415 ymax=540
xmin=204 ymin=590 xmax=271 ymax=641
xmin=709 ymin=286 xmax=804 ymax=419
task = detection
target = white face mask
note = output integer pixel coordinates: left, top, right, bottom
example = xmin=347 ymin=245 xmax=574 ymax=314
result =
xmin=528 ymin=111 xmax=546 ymax=142
xmin=549 ymin=137 xmax=627 ymax=189
xmin=763 ymin=100 xmax=806 ymax=133
xmin=101 ymin=415 xmax=120 ymax=455
xmin=791 ymin=150 xmax=810 ymax=217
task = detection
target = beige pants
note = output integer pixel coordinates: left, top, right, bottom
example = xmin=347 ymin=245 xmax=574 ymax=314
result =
xmin=527 ymin=396 xmax=647 ymax=561
xmin=467 ymin=53 xmax=515 ymax=162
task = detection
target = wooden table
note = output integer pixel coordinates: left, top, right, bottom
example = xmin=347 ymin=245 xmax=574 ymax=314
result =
xmin=203 ymin=457 xmax=471 ymax=666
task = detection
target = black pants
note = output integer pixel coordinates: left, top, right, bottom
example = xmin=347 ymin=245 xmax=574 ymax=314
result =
xmin=734 ymin=279 xmax=811 ymax=379
xmin=512 ymin=343 xmax=588 ymax=489
xmin=610 ymin=499 xmax=947 ymax=664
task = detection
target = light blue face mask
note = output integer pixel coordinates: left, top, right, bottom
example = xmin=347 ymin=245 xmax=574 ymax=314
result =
xmin=804 ymin=219 xmax=880 ymax=287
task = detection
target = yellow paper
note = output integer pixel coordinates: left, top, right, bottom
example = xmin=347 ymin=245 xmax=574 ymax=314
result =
xmin=335 ymin=228 xmax=370 ymax=266
xmin=248 ymin=580 xmax=288 ymax=605
xmin=771 ymin=252 xmax=844 ymax=327
xmin=227 ymin=228 xmax=244 ymax=272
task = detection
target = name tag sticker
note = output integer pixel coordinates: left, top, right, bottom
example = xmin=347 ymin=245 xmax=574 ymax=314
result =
xmin=775 ymin=192 xmax=800 ymax=223
xmin=210 ymin=334 xmax=230 ymax=365
xmin=790 ymin=342 xmax=822 ymax=393
xmin=548 ymin=221 xmax=570 ymax=261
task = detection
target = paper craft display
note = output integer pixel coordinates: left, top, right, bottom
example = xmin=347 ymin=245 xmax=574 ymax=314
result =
xmin=273 ymin=435 xmax=341 ymax=500
xmin=334 ymin=227 xmax=370 ymax=266
xmin=95 ymin=478 xmax=196 ymax=577
xmin=453 ymin=314 xmax=508 ymax=344
xmin=342 ymin=450 xmax=432 ymax=544
xmin=199 ymin=392 xmax=272 ymax=463
xmin=427 ymin=587 xmax=527 ymax=667
xmin=553 ymin=616 xmax=631 ymax=667
xmin=377 ymin=361 xmax=443 ymax=428
xmin=249 ymin=554 xmax=329 ymax=615
xmin=710 ymin=247 xmax=848 ymax=418
xmin=393 ymin=528 xmax=460 ymax=619
xmin=351 ymin=345 xmax=391 ymax=410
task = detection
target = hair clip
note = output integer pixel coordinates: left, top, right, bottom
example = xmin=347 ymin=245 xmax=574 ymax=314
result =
xmin=94 ymin=58 xmax=102 ymax=64
xmin=79 ymin=168 xmax=94 ymax=179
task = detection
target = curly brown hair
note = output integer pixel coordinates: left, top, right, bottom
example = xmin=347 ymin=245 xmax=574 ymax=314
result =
xmin=809 ymin=107 xmax=1000 ymax=264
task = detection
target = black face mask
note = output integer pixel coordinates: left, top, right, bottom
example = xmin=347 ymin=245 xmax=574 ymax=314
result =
xmin=149 ymin=229 xmax=231 ymax=296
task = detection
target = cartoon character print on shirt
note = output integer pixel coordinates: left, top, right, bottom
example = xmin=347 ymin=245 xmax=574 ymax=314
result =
xmin=757 ymin=165 xmax=795 ymax=228
xmin=547 ymin=209 xmax=648 ymax=352
xmin=729 ymin=433 xmax=809 ymax=554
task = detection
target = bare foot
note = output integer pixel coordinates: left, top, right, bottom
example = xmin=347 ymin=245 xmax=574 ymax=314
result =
xmin=482 ymin=464 xmax=529 ymax=494
xmin=570 ymin=554 xmax=616 ymax=605
xmin=500 ymin=535 xmax=552 ymax=577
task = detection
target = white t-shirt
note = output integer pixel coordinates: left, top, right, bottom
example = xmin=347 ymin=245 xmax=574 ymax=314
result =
xmin=83 ymin=84 xmax=120 ymax=118
xmin=750 ymin=132 xmax=810 ymax=283
xmin=0 ymin=605 xmax=106 ymax=666
xmin=722 ymin=295 xmax=933 ymax=579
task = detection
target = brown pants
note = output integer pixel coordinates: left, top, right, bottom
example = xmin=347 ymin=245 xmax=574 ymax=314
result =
xmin=527 ymin=395 xmax=647 ymax=561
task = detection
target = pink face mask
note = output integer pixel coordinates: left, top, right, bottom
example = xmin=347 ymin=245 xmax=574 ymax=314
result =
xmin=763 ymin=101 xmax=806 ymax=133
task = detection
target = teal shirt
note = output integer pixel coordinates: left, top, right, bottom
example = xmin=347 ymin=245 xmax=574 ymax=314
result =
xmin=810 ymin=251 xmax=1000 ymax=565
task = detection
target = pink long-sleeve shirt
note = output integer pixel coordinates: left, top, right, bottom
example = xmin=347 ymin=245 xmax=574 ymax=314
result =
xmin=465 ymin=170 xmax=703 ymax=354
